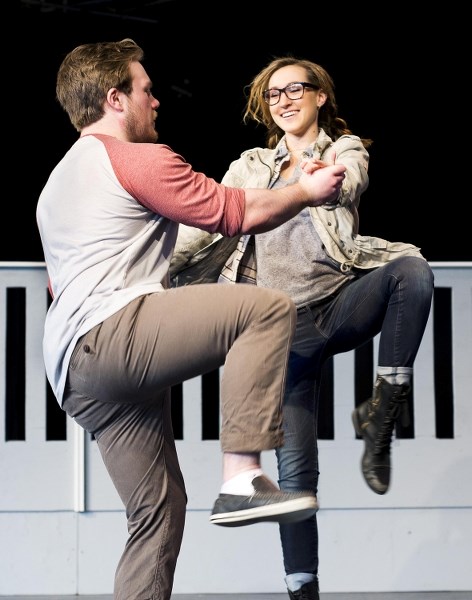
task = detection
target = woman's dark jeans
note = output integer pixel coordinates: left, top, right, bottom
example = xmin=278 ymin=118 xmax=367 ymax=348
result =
xmin=276 ymin=256 xmax=434 ymax=578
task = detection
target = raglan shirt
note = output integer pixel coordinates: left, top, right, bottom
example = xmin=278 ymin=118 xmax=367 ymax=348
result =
xmin=36 ymin=134 xmax=246 ymax=405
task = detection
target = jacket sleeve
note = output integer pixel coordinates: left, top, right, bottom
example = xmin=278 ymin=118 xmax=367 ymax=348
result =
xmin=322 ymin=135 xmax=369 ymax=211
xmin=169 ymin=225 xmax=240 ymax=286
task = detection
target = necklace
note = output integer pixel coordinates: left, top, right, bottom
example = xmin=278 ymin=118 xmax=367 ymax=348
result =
xmin=287 ymin=134 xmax=318 ymax=157
xmin=288 ymin=148 xmax=310 ymax=165
xmin=288 ymin=146 xmax=308 ymax=155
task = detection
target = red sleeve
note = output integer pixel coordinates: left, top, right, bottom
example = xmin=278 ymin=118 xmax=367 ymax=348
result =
xmin=96 ymin=134 xmax=246 ymax=237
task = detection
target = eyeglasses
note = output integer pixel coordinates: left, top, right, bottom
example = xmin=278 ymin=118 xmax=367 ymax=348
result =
xmin=262 ymin=82 xmax=317 ymax=106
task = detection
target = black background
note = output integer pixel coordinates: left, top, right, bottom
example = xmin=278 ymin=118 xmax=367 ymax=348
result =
xmin=11 ymin=1 xmax=468 ymax=263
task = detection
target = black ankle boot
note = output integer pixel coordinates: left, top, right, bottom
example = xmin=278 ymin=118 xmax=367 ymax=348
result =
xmin=288 ymin=580 xmax=319 ymax=600
xmin=352 ymin=376 xmax=410 ymax=494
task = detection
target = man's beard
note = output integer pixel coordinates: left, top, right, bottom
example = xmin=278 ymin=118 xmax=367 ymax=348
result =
xmin=125 ymin=108 xmax=158 ymax=143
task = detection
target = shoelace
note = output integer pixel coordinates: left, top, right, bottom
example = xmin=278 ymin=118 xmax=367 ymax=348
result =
xmin=374 ymin=394 xmax=410 ymax=453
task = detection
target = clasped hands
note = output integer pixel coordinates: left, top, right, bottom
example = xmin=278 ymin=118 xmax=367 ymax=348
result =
xmin=299 ymin=155 xmax=346 ymax=207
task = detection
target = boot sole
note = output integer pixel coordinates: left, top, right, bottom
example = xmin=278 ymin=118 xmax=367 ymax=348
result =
xmin=352 ymin=408 xmax=363 ymax=436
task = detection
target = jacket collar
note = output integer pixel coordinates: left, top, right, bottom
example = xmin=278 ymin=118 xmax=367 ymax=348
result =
xmin=274 ymin=129 xmax=334 ymax=161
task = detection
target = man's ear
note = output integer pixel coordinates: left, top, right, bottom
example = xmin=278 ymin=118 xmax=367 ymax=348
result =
xmin=106 ymin=88 xmax=124 ymax=112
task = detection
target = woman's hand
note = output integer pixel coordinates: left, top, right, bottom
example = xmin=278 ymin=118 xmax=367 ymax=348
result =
xmin=300 ymin=151 xmax=336 ymax=174
xmin=300 ymin=158 xmax=328 ymax=174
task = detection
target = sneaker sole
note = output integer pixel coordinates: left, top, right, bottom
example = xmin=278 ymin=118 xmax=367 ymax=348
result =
xmin=209 ymin=496 xmax=318 ymax=527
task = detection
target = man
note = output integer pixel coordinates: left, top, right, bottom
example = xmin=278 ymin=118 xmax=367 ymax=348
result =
xmin=36 ymin=39 xmax=345 ymax=599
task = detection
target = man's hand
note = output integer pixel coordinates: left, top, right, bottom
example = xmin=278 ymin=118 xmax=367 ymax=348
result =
xmin=241 ymin=156 xmax=345 ymax=234
xmin=299 ymin=162 xmax=346 ymax=207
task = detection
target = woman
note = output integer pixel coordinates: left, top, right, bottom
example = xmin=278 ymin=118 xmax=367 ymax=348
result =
xmin=171 ymin=56 xmax=434 ymax=600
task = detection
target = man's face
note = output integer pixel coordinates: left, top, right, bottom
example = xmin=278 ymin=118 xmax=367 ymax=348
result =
xmin=124 ymin=61 xmax=159 ymax=143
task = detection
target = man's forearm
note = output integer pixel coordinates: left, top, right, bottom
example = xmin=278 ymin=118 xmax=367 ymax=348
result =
xmin=241 ymin=185 xmax=308 ymax=234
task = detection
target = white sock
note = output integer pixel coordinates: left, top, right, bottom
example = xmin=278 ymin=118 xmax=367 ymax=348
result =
xmin=285 ymin=573 xmax=316 ymax=591
xmin=377 ymin=366 xmax=412 ymax=387
xmin=220 ymin=468 xmax=264 ymax=495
